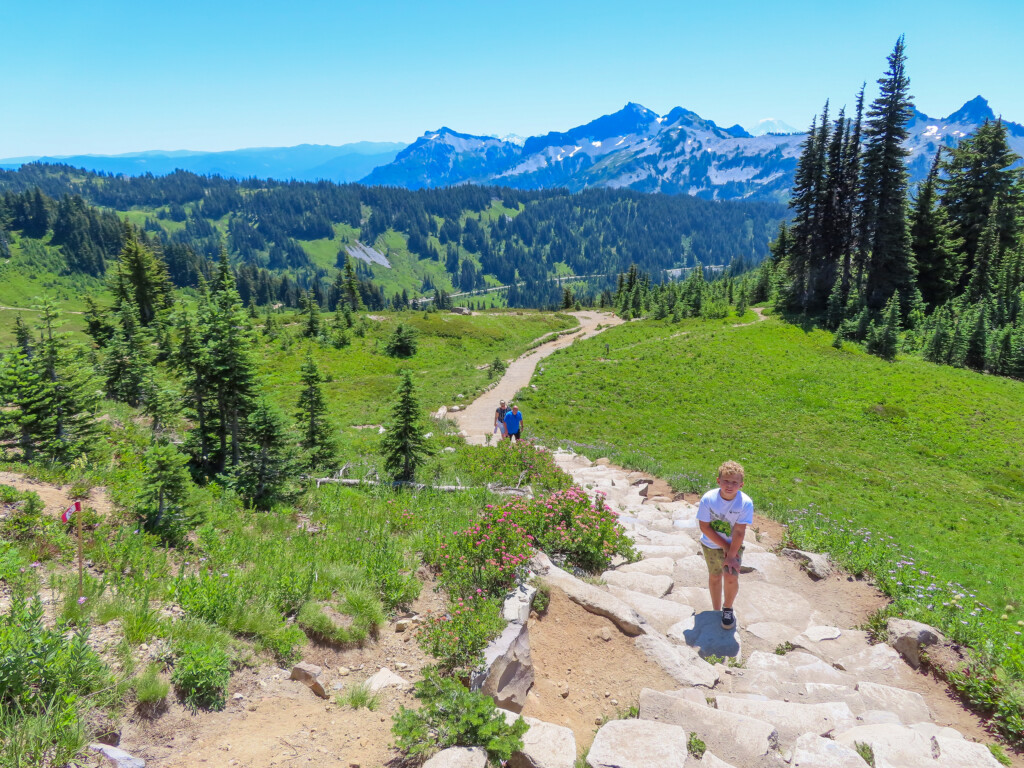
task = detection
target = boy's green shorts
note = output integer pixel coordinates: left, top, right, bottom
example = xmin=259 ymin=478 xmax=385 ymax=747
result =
xmin=702 ymin=543 xmax=744 ymax=574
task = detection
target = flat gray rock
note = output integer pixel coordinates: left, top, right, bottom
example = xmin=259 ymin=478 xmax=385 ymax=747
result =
xmin=745 ymin=621 xmax=799 ymax=647
xmin=637 ymin=544 xmax=698 ymax=560
xmin=788 ymin=733 xmax=866 ymax=768
xmin=635 ymin=632 xmax=719 ymax=688
xmin=366 ymin=667 xmax=410 ymax=693
xmin=733 ymin=581 xmax=812 ymax=630
xmin=503 ymin=583 xmax=538 ymax=624
xmin=835 ymin=723 xmax=1003 ymax=768
xmin=801 ymin=625 xmax=842 ymax=642
xmin=855 ymin=681 xmax=930 ymax=724
xmin=639 ymin=689 xmax=778 ymax=764
xmin=668 ymin=610 xmax=742 ymax=660
xmin=834 ymin=644 xmax=906 ymax=682
xmin=667 ymin=586 xmax=714 ymax=613
xmin=88 ymin=745 xmax=145 ymax=768
xmin=423 ymin=747 xmax=488 ymax=768
xmin=532 ymin=553 xmax=644 ymax=635
xmin=510 ymin=716 xmax=576 ymax=768
xmin=715 ymin=696 xmax=857 ymax=746
xmin=699 ymin=753 xmax=737 ymax=768
xmin=746 ymin=651 xmax=853 ymax=686
xmin=609 ymin=587 xmax=694 ymax=633
xmin=587 ymin=718 xmax=690 ymax=768
xmin=601 ymin=571 xmax=673 ymax=597
xmin=673 ymin=554 xmax=711 ymax=587
xmin=617 ymin=556 xmax=675 ymax=576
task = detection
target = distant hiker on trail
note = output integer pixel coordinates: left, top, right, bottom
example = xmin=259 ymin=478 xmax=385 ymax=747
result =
xmin=697 ymin=460 xmax=753 ymax=631
xmin=503 ymin=404 xmax=524 ymax=442
xmin=494 ymin=400 xmax=509 ymax=438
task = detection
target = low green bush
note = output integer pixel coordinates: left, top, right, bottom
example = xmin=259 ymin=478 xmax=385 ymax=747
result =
xmin=392 ymin=668 xmax=528 ymax=764
xmin=171 ymin=641 xmax=231 ymax=711
xmin=416 ymin=596 xmax=505 ymax=676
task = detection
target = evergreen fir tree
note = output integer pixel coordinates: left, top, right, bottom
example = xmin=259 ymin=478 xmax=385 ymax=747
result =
xmin=911 ymin=150 xmax=963 ymax=307
xmin=231 ymin=397 xmax=297 ymax=509
xmin=860 ymin=36 xmax=916 ymax=310
xmin=965 ymin=205 xmax=1000 ymax=303
xmin=111 ymin=224 xmax=173 ymax=325
xmin=385 ymin=324 xmax=418 ymax=358
xmin=207 ymin=250 xmax=258 ymax=472
xmin=342 ymin=255 xmax=365 ymax=311
xmin=295 ymin=351 xmax=336 ymax=471
xmin=0 ymin=351 xmax=55 ymax=461
xmin=13 ymin=315 xmax=33 ymax=357
xmin=83 ymin=297 xmax=115 ymax=348
xmin=380 ymin=372 xmax=432 ymax=482
xmin=867 ymin=292 xmax=901 ymax=360
xmin=139 ymin=442 xmax=193 ymax=540
xmin=940 ymin=119 xmax=1024 ymax=281
xmin=103 ymin=295 xmax=153 ymax=407
xmin=301 ymin=289 xmax=322 ymax=338
xmin=964 ymin=302 xmax=990 ymax=371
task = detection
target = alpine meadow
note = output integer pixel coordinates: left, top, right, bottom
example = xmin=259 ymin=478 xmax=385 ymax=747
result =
xmin=1 ymin=30 xmax=1024 ymax=768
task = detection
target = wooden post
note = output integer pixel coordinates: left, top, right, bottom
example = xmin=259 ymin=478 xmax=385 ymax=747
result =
xmin=77 ymin=502 xmax=84 ymax=599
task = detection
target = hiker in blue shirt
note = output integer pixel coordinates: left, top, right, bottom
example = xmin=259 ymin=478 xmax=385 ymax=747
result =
xmin=503 ymin=404 xmax=524 ymax=442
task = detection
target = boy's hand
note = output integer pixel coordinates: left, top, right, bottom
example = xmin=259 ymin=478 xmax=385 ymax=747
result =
xmin=723 ymin=556 xmax=741 ymax=575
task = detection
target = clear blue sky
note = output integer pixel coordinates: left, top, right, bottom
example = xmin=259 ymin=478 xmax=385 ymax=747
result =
xmin=3 ymin=0 xmax=1021 ymax=156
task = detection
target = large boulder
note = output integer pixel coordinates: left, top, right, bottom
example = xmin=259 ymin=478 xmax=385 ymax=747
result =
xmin=503 ymin=583 xmax=538 ymax=624
xmin=423 ymin=747 xmax=488 ymax=768
xmin=587 ymin=718 xmax=690 ymax=768
xmin=470 ymin=621 xmax=533 ymax=711
xmin=638 ymin=688 xmax=777 ymax=764
xmin=531 ymin=553 xmax=644 ymax=635
xmin=886 ymin=618 xmax=944 ymax=669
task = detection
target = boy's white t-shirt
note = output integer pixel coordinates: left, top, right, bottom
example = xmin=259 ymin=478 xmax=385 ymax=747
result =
xmin=696 ymin=488 xmax=754 ymax=549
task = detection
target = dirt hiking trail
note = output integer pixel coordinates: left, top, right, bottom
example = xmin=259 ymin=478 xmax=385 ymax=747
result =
xmin=452 ymin=310 xmax=623 ymax=445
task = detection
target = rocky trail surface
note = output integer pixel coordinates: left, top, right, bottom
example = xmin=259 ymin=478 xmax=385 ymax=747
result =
xmin=516 ymin=450 xmax=1010 ymax=768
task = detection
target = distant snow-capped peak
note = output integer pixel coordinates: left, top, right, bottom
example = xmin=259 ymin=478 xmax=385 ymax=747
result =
xmin=745 ymin=118 xmax=801 ymax=136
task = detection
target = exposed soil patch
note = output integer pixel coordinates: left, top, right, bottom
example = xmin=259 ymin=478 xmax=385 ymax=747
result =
xmin=0 ymin=471 xmax=114 ymax=518
xmin=520 ymin=586 xmax=679 ymax=754
xmin=117 ymin=580 xmax=448 ymax=768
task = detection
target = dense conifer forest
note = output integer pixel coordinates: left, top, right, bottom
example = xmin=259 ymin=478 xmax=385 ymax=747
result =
xmin=744 ymin=38 xmax=1024 ymax=377
xmin=0 ymin=164 xmax=785 ymax=311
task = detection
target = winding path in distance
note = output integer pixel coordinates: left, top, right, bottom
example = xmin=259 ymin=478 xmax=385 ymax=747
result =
xmin=451 ymin=310 xmax=622 ymax=445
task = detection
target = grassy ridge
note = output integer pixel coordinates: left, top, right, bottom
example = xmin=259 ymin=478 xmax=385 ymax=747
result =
xmin=518 ymin=313 xmax=1024 ymax=624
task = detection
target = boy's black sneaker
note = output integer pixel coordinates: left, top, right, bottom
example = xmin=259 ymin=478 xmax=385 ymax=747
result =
xmin=721 ymin=607 xmax=736 ymax=631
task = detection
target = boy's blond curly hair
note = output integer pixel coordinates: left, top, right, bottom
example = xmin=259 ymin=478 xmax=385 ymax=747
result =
xmin=717 ymin=460 xmax=745 ymax=481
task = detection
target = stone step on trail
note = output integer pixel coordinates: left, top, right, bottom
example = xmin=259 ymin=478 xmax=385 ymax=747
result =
xmin=834 ymin=722 xmax=1003 ymax=768
xmin=608 ymin=586 xmax=694 ymax=633
xmin=617 ymin=556 xmax=675 ymax=577
xmin=639 ymin=688 xmax=779 ymax=765
xmin=713 ymin=695 xmax=858 ymax=747
xmin=601 ymin=570 xmax=674 ymax=597
xmin=586 ymin=718 xmax=691 ymax=768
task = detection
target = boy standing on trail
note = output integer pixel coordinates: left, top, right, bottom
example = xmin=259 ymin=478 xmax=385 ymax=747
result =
xmin=503 ymin=404 xmax=524 ymax=442
xmin=697 ymin=461 xmax=753 ymax=631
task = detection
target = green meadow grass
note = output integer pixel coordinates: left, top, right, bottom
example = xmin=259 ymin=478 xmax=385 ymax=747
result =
xmin=257 ymin=309 xmax=575 ymax=456
xmin=518 ymin=313 xmax=1024 ymax=644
